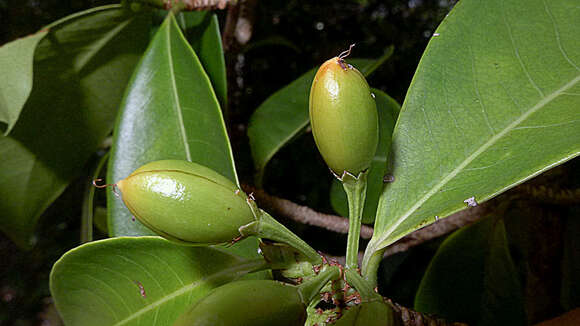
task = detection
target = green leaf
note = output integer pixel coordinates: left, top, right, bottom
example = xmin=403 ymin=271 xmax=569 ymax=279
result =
xmin=248 ymin=48 xmax=394 ymax=185
xmin=177 ymin=11 xmax=228 ymax=110
xmin=414 ymin=217 xmax=525 ymax=326
xmin=0 ymin=30 xmax=47 ymax=134
xmin=107 ymin=13 xmax=237 ymax=237
xmin=50 ymin=236 xmax=267 ymax=326
xmin=366 ymin=0 xmax=580 ymax=257
xmin=0 ymin=5 xmax=150 ymax=249
xmin=330 ymin=89 xmax=400 ymax=224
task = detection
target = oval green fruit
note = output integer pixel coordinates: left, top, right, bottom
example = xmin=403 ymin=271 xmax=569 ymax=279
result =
xmin=334 ymin=300 xmax=397 ymax=326
xmin=116 ymin=160 xmax=254 ymax=244
xmin=309 ymin=56 xmax=378 ymax=176
xmin=173 ymin=280 xmax=307 ymax=326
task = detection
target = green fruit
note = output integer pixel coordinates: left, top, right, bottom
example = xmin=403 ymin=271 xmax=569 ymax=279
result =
xmin=173 ymin=280 xmax=307 ymax=326
xmin=116 ymin=160 xmax=255 ymax=244
xmin=334 ymin=300 xmax=397 ymax=326
xmin=309 ymin=56 xmax=378 ymax=176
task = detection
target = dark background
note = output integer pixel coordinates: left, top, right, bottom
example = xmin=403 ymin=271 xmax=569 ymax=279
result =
xmin=5 ymin=1 xmax=576 ymax=325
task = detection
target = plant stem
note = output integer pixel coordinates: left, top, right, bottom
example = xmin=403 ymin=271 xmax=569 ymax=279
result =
xmin=342 ymin=171 xmax=368 ymax=270
xmin=345 ymin=269 xmax=380 ymax=301
xmin=243 ymin=185 xmax=375 ymax=238
xmin=297 ymin=265 xmax=341 ymax=303
xmin=239 ymin=209 xmax=322 ymax=264
xmin=81 ymin=152 xmax=109 ymax=244
xmin=361 ymin=245 xmax=385 ymax=287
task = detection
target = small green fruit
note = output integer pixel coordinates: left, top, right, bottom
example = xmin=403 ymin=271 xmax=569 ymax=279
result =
xmin=173 ymin=280 xmax=307 ymax=326
xmin=309 ymin=55 xmax=378 ymax=176
xmin=334 ymin=300 xmax=397 ymax=326
xmin=116 ymin=160 xmax=254 ymax=244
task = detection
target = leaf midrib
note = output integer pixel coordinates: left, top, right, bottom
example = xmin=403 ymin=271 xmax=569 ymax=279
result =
xmin=166 ymin=19 xmax=192 ymax=162
xmin=74 ymin=17 xmax=133 ymax=71
xmin=376 ymin=73 xmax=580 ymax=249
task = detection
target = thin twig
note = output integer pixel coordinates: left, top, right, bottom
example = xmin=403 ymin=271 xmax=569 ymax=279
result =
xmin=243 ymin=185 xmax=488 ymax=256
xmin=383 ymin=204 xmax=487 ymax=257
xmin=221 ymin=0 xmax=240 ymax=50
xmin=514 ymin=184 xmax=580 ymax=205
xmin=243 ymin=185 xmax=374 ymax=238
xmin=387 ymin=299 xmax=469 ymax=326
xmin=222 ymin=0 xmax=257 ymax=50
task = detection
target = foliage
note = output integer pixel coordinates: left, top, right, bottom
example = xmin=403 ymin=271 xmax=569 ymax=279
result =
xmin=0 ymin=0 xmax=578 ymax=325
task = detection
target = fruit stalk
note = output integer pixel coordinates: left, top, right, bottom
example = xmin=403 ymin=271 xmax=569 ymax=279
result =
xmin=343 ymin=171 xmax=368 ymax=270
xmin=239 ymin=208 xmax=322 ymax=264
xmin=309 ymin=48 xmax=379 ymax=273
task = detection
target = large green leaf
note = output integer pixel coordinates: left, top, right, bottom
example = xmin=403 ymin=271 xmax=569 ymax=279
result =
xmin=177 ymin=11 xmax=228 ymax=110
xmin=50 ymin=236 xmax=266 ymax=326
xmin=414 ymin=217 xmax=525 ymax=326
xmin=329 ymin=89 xmax=400 ymax=224
xmin=248 ymin=49 xmax=393 ymax=185
xmin=365 ymin=0 xmax=580 ymax=261
xmin=0 ymin=5 xmax=150 ymax=248
xmin=0 ymin=30 xmax=47 ymax=134
xmin=107 ymin=13 xmax=237 ymax=237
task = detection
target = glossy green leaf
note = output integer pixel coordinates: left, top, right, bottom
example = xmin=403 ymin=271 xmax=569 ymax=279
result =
xmin=0 ymin=5 xmax=150 ymax=248
xmin=414 ymin=217 xmax=525 ymax=326
xmin=107 ymin=13 xmax=237 ymax=237
xmin=330 ymin=89 xmax=400 ymax=224
xmin=0 ymin=30 xmax=47 ymax=134
xmin=366 ymin=0 xmax=580 ymax=259
xmin=50 ymin=236 xmax=267 ymax=326
xmin=248 ymin=48 xmax=394 ymax=184
xmin=177 ymin=11 xmax=228 ymax=110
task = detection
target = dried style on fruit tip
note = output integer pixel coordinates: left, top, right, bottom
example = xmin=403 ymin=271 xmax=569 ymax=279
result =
xmin=115 ymin=160 xmax=255 ymax=245
xmin=309 ymin=45 xmax=379 ymax=178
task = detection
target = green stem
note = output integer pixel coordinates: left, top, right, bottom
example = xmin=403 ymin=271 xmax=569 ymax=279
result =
xmin=345 ymin=269 xmax=380 ymax=302
xmin=342 ymin=171 xmax=368 ymax=270
xmin=361 ymin=245 xmax=385 ymax=287
xmin=240 ymin=209 xmax=322 ymax=264
xmin=80 ymin=185 xmax=93 ymax=244
xmin=81 ymin=152 xmax=109 ymax=244
xmin=297 ymin=265 xmax=341 ymax=304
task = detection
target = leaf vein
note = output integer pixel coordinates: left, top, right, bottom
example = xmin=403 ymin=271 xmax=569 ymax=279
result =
xmin=166 ymin=22 xmax=192 ymax=161
xmin=113 ymin=253 xmax=165 ymax=295
xmin=542 ymin=0 xmax=580 ymax=71
xmin=83 ymin=273 xmax=129 ymax=321
xmin=501 ymin=0 xmax=545 ymax=97
xmin=469 ymin=44 xmax=495 ymax=135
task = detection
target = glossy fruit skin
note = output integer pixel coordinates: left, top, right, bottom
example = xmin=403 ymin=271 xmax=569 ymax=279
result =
xmin=309 ymin=57 xmax=378 ymax=175
xmin=173 ymin=280 xmax=307 ymax=326
xmin=116 ymin=160 xmax=254 ymax=244
xmin=334 ymin=300 xmax=397 ymax=326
